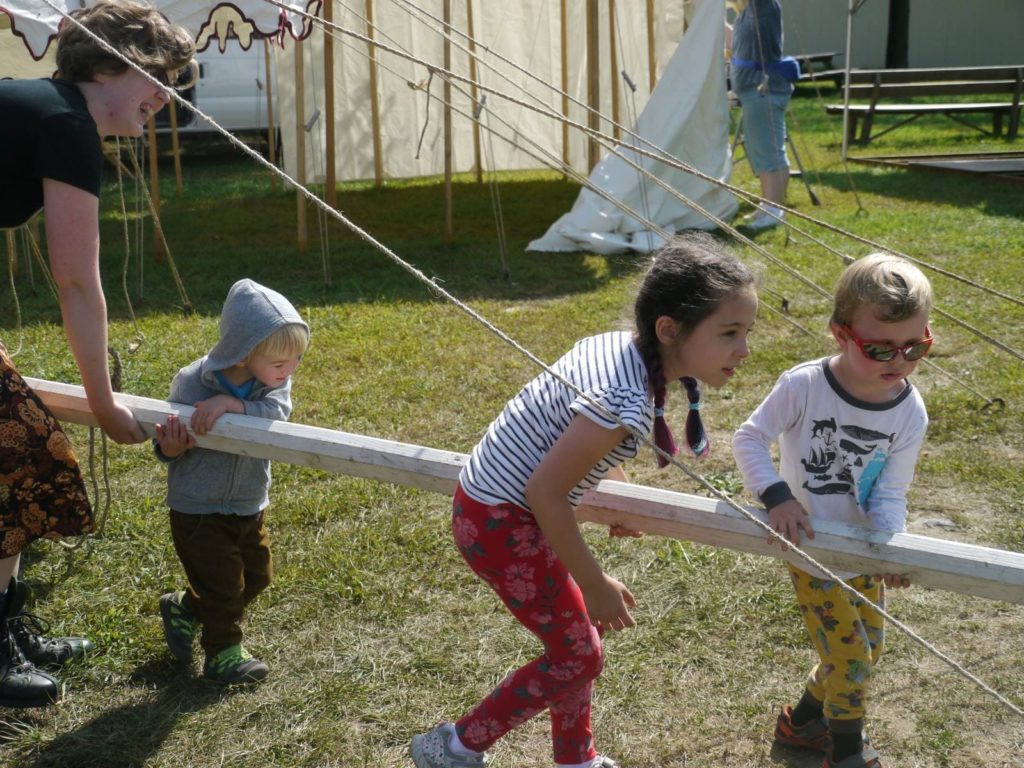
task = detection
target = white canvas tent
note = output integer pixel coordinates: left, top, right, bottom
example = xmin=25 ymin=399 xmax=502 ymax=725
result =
xmin=2 ymin=0 xmax=770 ymax=258
xmin=275 ymin=1 xmax=695 ymax=184
xmin=527 ymin=0 xmax=737 ymax=254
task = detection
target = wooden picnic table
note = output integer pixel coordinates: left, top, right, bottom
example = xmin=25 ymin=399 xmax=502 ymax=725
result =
xmin=823 ymin=65 xmax=1023 ymax=144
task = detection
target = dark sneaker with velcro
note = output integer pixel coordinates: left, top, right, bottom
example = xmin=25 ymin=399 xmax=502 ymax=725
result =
xmin=774 ymin=704 xmax=831 ymax=752
xmin=159 ymin=591 xmax=199 ymax=663
xmin=203 ymin=644 xmax=268 ymax=684
xmin=824 ymin=742 xmax=883 ymax=768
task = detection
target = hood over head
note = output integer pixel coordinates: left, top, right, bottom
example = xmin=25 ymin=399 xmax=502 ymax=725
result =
xmin=203 ymin=279 xmax=307 ymax=372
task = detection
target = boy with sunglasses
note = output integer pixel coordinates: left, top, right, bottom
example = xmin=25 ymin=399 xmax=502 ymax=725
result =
xmin=733 ymin=253 xmax=933 ymax=768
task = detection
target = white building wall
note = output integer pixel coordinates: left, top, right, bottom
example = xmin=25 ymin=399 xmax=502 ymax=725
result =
xmin=781 ymin=0 xmax=1024 ymax=69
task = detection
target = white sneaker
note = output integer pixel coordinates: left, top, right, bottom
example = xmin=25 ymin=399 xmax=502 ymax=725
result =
xmin=558 ymin=757 xmax=621 ymax=768
xmin=411 ymin=723 xmax=489 ymax=768
xmin=744 ymin=209 xmax=784 ymax=231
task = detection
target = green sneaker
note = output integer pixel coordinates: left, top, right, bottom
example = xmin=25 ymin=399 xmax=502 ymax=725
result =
xmin=203 ymin=644 xmax=268 ymax=684
xmin=159 ymin=591 xmax=199 ymax=663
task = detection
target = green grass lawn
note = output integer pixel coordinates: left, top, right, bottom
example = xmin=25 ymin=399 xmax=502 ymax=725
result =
xmin=0 ymin=90 xmax=1022 ymax=767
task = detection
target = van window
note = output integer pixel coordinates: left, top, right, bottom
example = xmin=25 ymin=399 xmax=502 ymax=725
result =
xmin=157 ymin=38 xmax=276 ymax=134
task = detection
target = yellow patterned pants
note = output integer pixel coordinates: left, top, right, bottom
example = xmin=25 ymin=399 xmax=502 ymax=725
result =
xmin=788 ymin=564 xmax=885 ymax=726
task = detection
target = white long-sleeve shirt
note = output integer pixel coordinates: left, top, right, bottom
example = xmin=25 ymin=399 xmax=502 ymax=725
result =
xmin=733 ymin=357 xmax=927 ymax=576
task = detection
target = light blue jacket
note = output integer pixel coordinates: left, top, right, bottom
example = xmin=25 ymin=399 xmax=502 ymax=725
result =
xmin=155 ymin=279 xmax=308 ymax=516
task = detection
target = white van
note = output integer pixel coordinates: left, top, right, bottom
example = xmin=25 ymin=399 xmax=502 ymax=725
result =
xmin=157 ymin=38 xmax=276 ymax=135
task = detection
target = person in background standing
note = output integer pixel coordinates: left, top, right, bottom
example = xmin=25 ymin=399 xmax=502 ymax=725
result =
xmin=726 ymin=0 xmax=798 ymax=232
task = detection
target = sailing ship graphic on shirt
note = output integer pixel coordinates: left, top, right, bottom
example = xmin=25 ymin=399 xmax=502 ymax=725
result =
xmin=801 ymin=419 xmax=894 ymax=505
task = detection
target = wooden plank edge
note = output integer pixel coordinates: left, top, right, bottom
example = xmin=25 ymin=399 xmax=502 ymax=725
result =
xmin=26 ymin=379 xmax=1024 ymax=605
xmin=577 ymin=482 xmax=1024 ymax=605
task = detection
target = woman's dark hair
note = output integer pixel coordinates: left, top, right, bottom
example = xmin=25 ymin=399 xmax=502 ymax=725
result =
xmin=633 ymin=233 xmax=755 ymax=465
xmin=56 ymin=0 xmax=195 ymax=83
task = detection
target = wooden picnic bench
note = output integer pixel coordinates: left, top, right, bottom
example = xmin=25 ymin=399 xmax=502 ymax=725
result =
xmin=794 ymin=51 xmax=844 ymax=87
xmin=824 ymin=65 xmax=1023 ymax=145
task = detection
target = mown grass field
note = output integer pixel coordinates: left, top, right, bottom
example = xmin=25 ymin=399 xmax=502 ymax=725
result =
xmin=1 ymin=87 xmax=1022 ymax=767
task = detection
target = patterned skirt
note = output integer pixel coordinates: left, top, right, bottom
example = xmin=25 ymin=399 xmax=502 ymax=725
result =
xmin=0 ymin=342 xmax=93 ymax=557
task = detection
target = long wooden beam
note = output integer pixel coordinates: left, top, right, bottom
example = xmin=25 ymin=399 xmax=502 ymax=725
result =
xmin=26 ymin=378 xmax=1024 ymax=605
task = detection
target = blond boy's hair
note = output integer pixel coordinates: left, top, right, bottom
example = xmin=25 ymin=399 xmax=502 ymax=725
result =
xmin=248 ymin=323 xmax=309 ymax=362
xmin=831 ymin=253 xmax=933 ymax=326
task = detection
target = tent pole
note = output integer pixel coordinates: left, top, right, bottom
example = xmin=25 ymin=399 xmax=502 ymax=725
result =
xmin=168 ymin=100 xmax=183 ymax=196
xmin=323 ymin=0 xmax=337 ymax=208
xmin=841 ymin=0 xmax=856 ymax=161
xmin=586 ymin=0 xmax=600 ymax=170
xmin=5 ymin=230 xmax=16 ymax=279
xmin=560 ymin=0 xmax=570 ymax=175
xmin=466 ymin=0 xmax=482 ymax=183
xmin=295 ymin=36 xmax=308 ymax=254
xmin=146 ymin=116 xmax=164 ymax=262
xmin=608 ymin=0 xmax=620 ymax=141
xmin=366 ymin=0 xmax=384 ymax=187
xmin=443 ymin=0 xmax=453 ymax=244
xmin=646 ymin=0 xmax=656 ymax=92
xmin=265 ymin=40 xmax=278 ymax=191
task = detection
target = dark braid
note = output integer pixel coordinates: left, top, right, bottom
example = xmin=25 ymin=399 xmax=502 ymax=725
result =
xmin=634 ymin=233 xmax=754 ymax=466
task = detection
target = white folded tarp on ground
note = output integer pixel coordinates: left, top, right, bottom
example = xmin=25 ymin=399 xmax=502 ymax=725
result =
xmin=527 ymin=0 xmax=738 ymax=255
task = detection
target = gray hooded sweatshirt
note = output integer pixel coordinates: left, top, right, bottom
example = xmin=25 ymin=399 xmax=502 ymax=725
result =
xmin=156 ymin=279 xmax=308 ymax=516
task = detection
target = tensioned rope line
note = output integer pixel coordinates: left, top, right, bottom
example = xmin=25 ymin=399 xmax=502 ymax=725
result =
xmin=325 ymin=3 xmax=855 ymax=320
xmin=389 ymin=0 xmax=1024 ymax=313
xmin=3 ymin=232 xmax=25 ymax=358
xmin=303 ymin=5 xmax=1003 ymax=410
xmin=319 ymin=8 xmax=804 ymax=324
xmin=303 ymin=35 xmax=334 ymax=287
xmin=332 ymin=5 xmax=805 ymax=316
xmin=123 ymin=143 xmax=193 ymax=313
xmin=45 ymin=0 xmax=1024 ymax=723
xmin=114 ymin=137 xmax=147 ymax=352
xmin=345 ymin=0 xmax=1024 ymax=316
xmin=477 ymin=98 xmax=511 ymax=278
xmin=608 ymin=1 xmax=656 ymax=241
xmin=310 ymin=5 xmax=1011 ymax=403
xmin=21 ymin=227 xmax=59 ymax=302
xmin=785 ymin=6 xmax=865 ymax=212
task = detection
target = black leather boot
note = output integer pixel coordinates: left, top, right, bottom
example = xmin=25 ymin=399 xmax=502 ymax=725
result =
xmin=7 ymin=578 xmax=94 ymax=667
xmin=0 ymin=581 xmax=61 ymax=708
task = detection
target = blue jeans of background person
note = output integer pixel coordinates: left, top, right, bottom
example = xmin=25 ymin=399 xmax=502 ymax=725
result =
xmin=736 ymin=86 xmax=791 ymax=174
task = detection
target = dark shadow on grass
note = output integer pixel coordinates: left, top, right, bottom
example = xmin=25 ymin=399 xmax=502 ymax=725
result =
xmin=4 ymin=170 xmax=669 ymax=329
xmin=768 ymin=741 xmax=829 ymax=767
xmin=142 ymin=175 xmax=646 ymax=305
xmin=12 ymin=660 xmax=236 ymax=768
xmin=811 ymin=165 xmax=1024 ymax=220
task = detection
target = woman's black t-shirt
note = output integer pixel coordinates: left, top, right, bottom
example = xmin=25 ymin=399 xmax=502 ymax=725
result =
xmin=0 ymin=78 xmax=103 ymax=228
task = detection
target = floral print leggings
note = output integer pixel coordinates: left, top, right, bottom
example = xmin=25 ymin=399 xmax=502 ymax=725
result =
xmin=451 ymin=484 xmax=603 ymax=764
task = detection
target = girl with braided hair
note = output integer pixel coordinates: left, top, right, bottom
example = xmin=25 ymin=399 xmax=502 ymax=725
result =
xmin=411 ymin=232 xmax=757 ymax=768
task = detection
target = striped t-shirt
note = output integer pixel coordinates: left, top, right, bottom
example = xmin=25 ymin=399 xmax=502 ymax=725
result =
xmin=460 ymin=331 xmax=654 ymax=509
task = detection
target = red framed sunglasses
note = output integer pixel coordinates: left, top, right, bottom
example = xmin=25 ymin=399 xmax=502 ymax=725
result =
xmin=841 ymin=325 xmax=933 ymax=362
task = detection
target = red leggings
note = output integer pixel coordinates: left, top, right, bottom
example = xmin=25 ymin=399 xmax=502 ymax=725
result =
xmin=452 ymin=484 xmax=603 ymax=764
